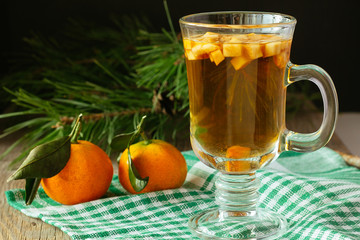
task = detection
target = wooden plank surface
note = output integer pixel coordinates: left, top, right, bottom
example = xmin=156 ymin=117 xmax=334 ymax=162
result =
xmin=0 ymin=111 xmax=353 ymax=240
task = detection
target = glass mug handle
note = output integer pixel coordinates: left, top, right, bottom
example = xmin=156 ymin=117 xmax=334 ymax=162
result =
xmin=282 ymin=63 xmax=339 ymax=152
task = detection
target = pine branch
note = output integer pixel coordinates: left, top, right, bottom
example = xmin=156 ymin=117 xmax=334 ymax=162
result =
xmin=1 ymin=5 xmax=319 ymax=168
xmin=0 ymin=11 xmax=192 ymax=168
xmin=57 ymin=109 xmax=153 ymax=127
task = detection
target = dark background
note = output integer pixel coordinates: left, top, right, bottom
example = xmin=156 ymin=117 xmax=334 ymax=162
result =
xmin=1 ymin=0 xmax=358 ymax=112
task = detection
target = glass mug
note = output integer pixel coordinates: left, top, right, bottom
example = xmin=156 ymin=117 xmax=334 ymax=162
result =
xmin=180 ymin=12 xmax=338 ymax=239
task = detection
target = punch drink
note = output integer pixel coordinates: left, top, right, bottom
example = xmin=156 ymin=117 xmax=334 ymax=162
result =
xmin=184 ymin=32 xmax=292 ymax=173
xmin=181 ymin=12 xmax=337 ymax=239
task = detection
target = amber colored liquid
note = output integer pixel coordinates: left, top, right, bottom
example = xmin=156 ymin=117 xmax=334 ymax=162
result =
xmin=185 ymin=35 xmax=291 ymax=172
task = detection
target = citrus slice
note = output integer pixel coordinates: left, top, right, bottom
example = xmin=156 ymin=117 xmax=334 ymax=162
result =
xmin=263 ymin=41 xmax=282 ymax=57
xmin=225 ymin=145 xmax=252 ymax=172
xmin=230 ymin=56 xmax=252 ymax=70
xmin=209 ymin=49 xmax=225 ymax=65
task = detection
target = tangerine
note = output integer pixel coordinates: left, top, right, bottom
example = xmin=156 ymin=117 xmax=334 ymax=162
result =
xmin=41 ymin=140 xmax=113 ymax=205
xmin=118 ymin=139 xmax=187 ymax=194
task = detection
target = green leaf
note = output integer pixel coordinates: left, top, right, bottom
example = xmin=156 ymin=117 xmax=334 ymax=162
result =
xmin=110 ymin=132 xmax=135 ymax=152
xmin=7 ymin=135 xmax=71 ymax=181
xmin=114 ymin=115 xmax=149 ymax=192
xmin=126 ymin=116 xmax=149 ymax=192
xmin=127 ymin=148 xmax=149 ymax=192
xmin=25 ymin=178 xmax=41 ymax=205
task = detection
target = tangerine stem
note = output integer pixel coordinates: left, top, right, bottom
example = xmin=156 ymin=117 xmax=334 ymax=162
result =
xmin=136 ymin=115 xmax=151 ymax=145
xmin=140 ymin=131 xmax=151 ymax=145
xmin=70 ymin=114 xmax=82 ymax=144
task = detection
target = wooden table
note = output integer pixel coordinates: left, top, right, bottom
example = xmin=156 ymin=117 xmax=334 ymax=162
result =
xmin=0 ymin=112 xmax=355 ymax=240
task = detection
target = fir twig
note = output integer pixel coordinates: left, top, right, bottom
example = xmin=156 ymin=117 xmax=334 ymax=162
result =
xmin=0 ymin=6 xmax=319 ymax=168
xmin=0 ymin=12 xmax=190 ymax=167
xmin=57 ymin=109 xmax=153 ymax=127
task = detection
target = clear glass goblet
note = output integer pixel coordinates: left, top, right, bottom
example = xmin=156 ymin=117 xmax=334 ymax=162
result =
xmin=180 ymin=11 xmax=338 ymax=239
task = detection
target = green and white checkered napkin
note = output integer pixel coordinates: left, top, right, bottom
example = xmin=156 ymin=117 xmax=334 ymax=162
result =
xmin=5 ymin=147 xmax=360 ymax=239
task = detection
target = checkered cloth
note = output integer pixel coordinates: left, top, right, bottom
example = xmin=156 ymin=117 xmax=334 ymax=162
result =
xmin=5 ymin=147 xmax=360 ymax=239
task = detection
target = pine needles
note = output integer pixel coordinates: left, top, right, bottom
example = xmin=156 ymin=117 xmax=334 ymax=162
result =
xmin=0 ymin=11 xmax=189 ymax=167
xmin=0 ymin=3 xmax=319 ymax=168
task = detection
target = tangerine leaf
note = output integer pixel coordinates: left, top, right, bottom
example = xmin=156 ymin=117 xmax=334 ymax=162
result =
xmin=25 ymin=178 xmax=41 ymax=205
xmin=113 ymin=115 xmax=149 ymax=192
xmin=7 ymin=135 xmax=71 ymax=181
xmin=126 ymin=116 xmax=149 ymax=192
xmin=110 ymin=132 xmax=135 ymax=152
xmin=7 ymin=114 xmax=82 ymax=182
xmin=127 ymin=148 xmax=149 ymax=192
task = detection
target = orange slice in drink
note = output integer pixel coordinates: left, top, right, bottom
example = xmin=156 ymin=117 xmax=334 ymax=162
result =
xmin=223 ymin=42 xmax=243 ymax=57
xmin=226 ymin=145 xmax=251 ymax=158
xmin=183 ymin=39 xmax=193 ymax=50
xmin=209 ymin=49 xmax=225 ymax=65
xmin=230 ymin=56 xmax=252 ymax=70
xmin=183 ymin=33 xmax=291 ymax=70
xmin=243 ymin=43 xmax=263 ymax=60
xmin=191 ymin=43 xmax=219 ymax=57
xmin=263 ymin=41 xmax=282 ymax=57
xmin=225 ymin=146 xmax=252 ymax=172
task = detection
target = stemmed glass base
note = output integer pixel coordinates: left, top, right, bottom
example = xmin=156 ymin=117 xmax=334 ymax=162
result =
xmin=189 ymin=208 xmax=287 ymax=239
xmin=189 ymin=172 xmax=287 ymax=239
